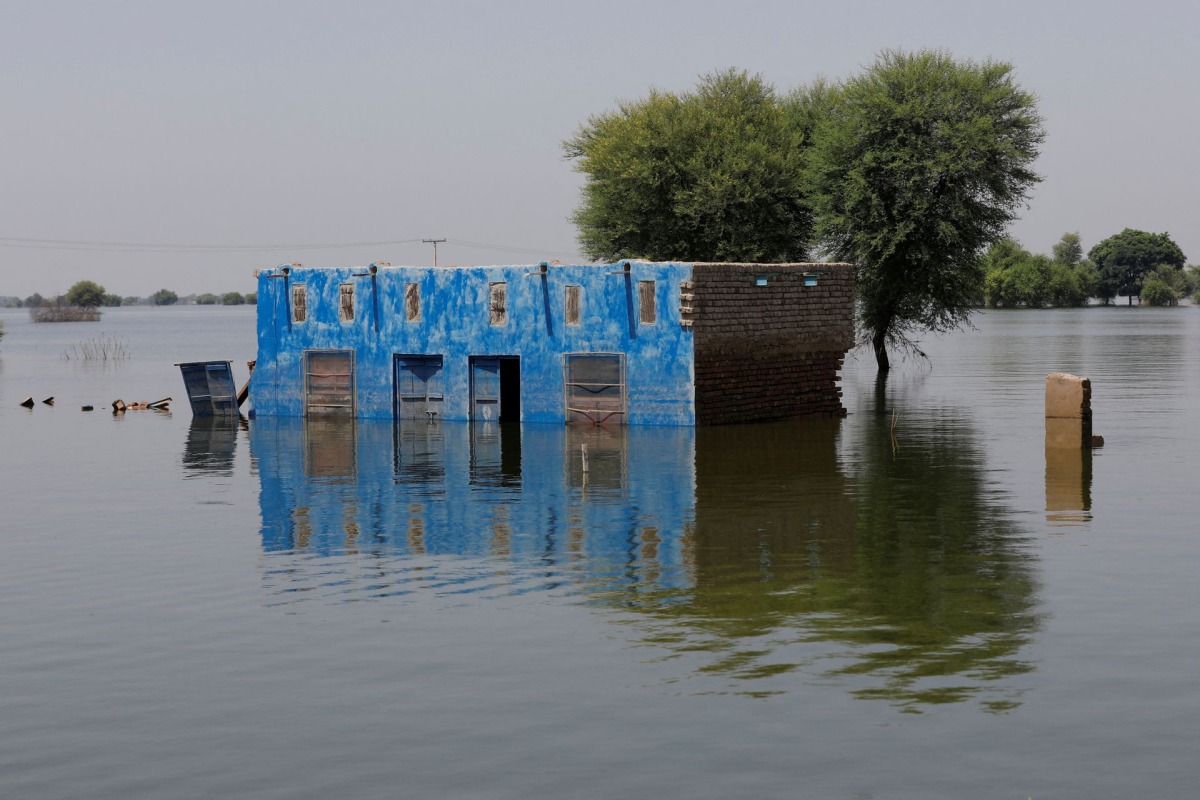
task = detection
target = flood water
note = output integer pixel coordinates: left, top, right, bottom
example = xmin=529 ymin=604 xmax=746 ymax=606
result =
xmin=1 ymin=304 xmax=1197 ymax=799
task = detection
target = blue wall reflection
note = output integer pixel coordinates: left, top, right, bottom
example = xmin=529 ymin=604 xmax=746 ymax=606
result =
xmin=251 ymin=419 xmax=699 ymax=597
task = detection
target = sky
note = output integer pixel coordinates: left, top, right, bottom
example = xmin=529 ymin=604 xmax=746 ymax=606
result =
xmin=1 ymin=0 xmax=1197 ymax=298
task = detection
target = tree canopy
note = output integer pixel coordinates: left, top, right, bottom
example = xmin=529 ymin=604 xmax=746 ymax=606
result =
xmin=805 ymin=50 xmax=1044 ymax=370
xmin=151 ymin=288 xmax=179 ymax=306
xmin=65 ymin=280 xmax=107 ymax=309
xmin=564 ymin=69 xmax=813 ymax=262
xmin=981 ymin=234 xmax=1096 ymax=308
xmin=1088 ymin=229 xmax=1186 ymax=304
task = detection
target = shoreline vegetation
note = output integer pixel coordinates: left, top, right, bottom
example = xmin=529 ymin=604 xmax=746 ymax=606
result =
xmin=982 ymin=231 xmax=1197 ymax=309
xmin=3 ymin=284 xmax=257 ymax=320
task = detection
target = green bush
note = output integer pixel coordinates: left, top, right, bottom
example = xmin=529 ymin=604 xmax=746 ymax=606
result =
xmin=1141 ymin=277 xmax=1179 ymax=306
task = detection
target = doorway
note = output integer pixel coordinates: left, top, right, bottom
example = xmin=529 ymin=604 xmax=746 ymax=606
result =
xmin=470 ymin=356 xmax=520 ymax=423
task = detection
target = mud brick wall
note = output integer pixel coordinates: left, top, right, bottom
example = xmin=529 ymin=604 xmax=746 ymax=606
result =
xmin=686 ymin=263 xmax=855 ymax=424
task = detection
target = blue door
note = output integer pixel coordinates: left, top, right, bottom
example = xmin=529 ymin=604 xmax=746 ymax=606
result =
xmin=470 ymin=357 xmax=500 ymax=422
xmin=394 ymin=355 xmax=444 ymax=421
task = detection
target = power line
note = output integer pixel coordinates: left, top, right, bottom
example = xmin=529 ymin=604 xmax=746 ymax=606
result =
xmin=0 ymin=236 xmax=424 ymax=253
xmin=0 ymin=234 xmax=588 ymax=261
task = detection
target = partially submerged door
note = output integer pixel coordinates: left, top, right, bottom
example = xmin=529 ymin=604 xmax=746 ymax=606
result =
xmin=470 ymin=357 xmax=501 ymax=422
xmin=305 ymin=350 xmax=355 ymax=416
xmin=394 ymin=355 xmax=444 ymax=421
xmin=470 ymin=356 xmax=520 ymax=423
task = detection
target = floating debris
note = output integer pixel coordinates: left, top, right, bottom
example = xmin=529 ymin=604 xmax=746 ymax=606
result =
xmin=42 ymin=396 xmax=54 ymax=406
xmin=112 ymin=397 xmax=172 ymax=414
xmin=81 ymin=405 xmax=94 ymax=412
xmin=20 ymin=397 xmax=34 ymax=408
xmin=177 ymin=361 xmax=237 ymax=417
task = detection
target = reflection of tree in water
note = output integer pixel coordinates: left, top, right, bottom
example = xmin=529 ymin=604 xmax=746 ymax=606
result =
xmin=607 ymin=413 xmax=1041 ymax=712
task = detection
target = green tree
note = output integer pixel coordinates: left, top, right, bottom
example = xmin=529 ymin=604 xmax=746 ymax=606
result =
xmin=24 ymin=292 xmax=44 ymax=308
xmin=1141 ymin=265 xmax=1186 ymax=306
xmin=564 ymin=69 xmax=814 ymax=262
xmin=65 ymin=280 xmax=107 ymax=309
xmin=1051 ymin=232 xmax=1084 ymax=268
xmin=196 ymin=293 xmax=218 ymax=305
xmin=101 ymin=293 xmax=122 ymax=307
xmin=1088 ymin=229 xmax=1186 ymax=304
xmin=244 ymin=292 xmax=257 ymax=304
xmin=805 ymin=50 xmax=1044 ymax=371
xmin=220 ymin=291 xmax=245 ymax=305
xmin=151 ymin=288 xmax=178 ymax=306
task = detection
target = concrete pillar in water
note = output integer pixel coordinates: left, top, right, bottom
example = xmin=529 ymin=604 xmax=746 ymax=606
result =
xmin=1045 ymin=373 xmax=1092 ymax=449
xmin=1045 ymin=373 xmax=1096 ymax=527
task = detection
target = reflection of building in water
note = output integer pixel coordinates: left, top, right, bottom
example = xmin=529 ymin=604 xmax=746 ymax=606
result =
xmin=252 ymin=418 xmax=697 ymax=596
xmin=1045 ymin=445 xmax=1093 ymax=527
xmin=251 ymin=411 xmax=1039 ymax=710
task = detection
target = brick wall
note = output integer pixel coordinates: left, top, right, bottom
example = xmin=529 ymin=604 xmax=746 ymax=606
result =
xmin=687 ymin=263 xmax=855 ymax=424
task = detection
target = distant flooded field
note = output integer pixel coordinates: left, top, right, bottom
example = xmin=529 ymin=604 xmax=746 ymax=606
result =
xmin=1 ymin=304 xmax=1197 ymax=799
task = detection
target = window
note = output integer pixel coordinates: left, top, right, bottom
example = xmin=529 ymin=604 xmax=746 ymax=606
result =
xmin=565 ymin=285 xmax=582 ymax=326
xmin=305 ymin=350 xmax=354 ymax=416
xmin=564 ymin=353 xmax=625 ymax=425
xmin=404 ymin=283 xmax=420 ymax=322
xmin=638 ymin=280 xmax=656 ymax=325
xmin=489 ymin=281 xmax=507 ymax=326
xmin=292 ymin=285 xmax=307 ymax=323
xmin=339 ymin=283 xmax=354 ymax=322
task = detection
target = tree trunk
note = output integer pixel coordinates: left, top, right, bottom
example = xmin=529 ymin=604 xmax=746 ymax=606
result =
xmin=872 ymin=328 xmax=890 ymax=373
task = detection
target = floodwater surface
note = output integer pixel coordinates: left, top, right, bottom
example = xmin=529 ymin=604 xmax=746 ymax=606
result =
xmin=0 ymin=304 xmax=1197 ymax=799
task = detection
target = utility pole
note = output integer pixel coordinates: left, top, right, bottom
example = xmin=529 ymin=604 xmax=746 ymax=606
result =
xmin=422 ymin=238 xmax=446 ymax=267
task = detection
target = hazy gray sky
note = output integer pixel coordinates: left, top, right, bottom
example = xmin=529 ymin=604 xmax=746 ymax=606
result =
xmin=2 ymin=0 xmax=1197 ymax=297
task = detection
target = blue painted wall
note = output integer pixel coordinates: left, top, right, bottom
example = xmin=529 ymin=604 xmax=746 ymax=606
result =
xmin=253 ymin=262 xmax=696 ymax=425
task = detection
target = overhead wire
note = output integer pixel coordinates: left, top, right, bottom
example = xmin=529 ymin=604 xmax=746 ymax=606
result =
xmin=0 ymin=235 xmax=589 ymax=261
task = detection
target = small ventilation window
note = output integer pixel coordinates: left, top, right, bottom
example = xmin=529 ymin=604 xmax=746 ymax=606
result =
xmin=638 ymin=280 xmax=657 ymax=325
xmin=565 ymin=285 xmax=582 ymax=326
xmin=339 ymin=284 xmax=354 ymax=322
xmin=489 ymin=282 xmax=507 ymax=326
xmin=292 ymin=285 xmax=307 ymax=323
xmin=404 ymin=283 xmax=420 ymax=322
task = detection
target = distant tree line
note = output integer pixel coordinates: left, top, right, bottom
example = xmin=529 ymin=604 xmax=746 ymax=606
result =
xmin=2 ymin=284 xmax=256 ymax=309
xmin=981 ymin=229 xmax=1195 ymax=308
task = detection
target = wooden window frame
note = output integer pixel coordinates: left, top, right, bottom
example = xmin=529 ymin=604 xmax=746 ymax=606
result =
xmin=564 ymin=284 xmax=582 ymax=326
xmin=292 ymin=284 xmax=307 ymax=323
xmin=563 ymin=353 xmax=626 ymax=425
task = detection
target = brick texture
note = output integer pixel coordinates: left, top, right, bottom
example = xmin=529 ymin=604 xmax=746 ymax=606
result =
xmin=688 ymin=263 xmax=855 ymax=424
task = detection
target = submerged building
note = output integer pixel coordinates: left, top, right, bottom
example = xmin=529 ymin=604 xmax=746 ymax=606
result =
xmin=251 ymin=261 xmax=854 ymax=426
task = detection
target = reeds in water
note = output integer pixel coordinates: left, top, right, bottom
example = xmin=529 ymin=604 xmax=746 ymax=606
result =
xmin=63 ymin=333 xmax=130 ymax=361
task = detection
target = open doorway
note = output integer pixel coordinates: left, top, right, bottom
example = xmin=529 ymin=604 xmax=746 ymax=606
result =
xmin=470 ymin=356 xmax=521 ymax=423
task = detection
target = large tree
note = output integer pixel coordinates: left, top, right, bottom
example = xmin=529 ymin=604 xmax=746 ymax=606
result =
xmin=805 ymin=50 xmax=1044 ymax=371
xmin=564 ymin=69 xmax=813 ymax=262
xmin=1088 ymin=228 xmax=1186 ymax=304
xmin=65 ymin=280 xmax=107 ymax=309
